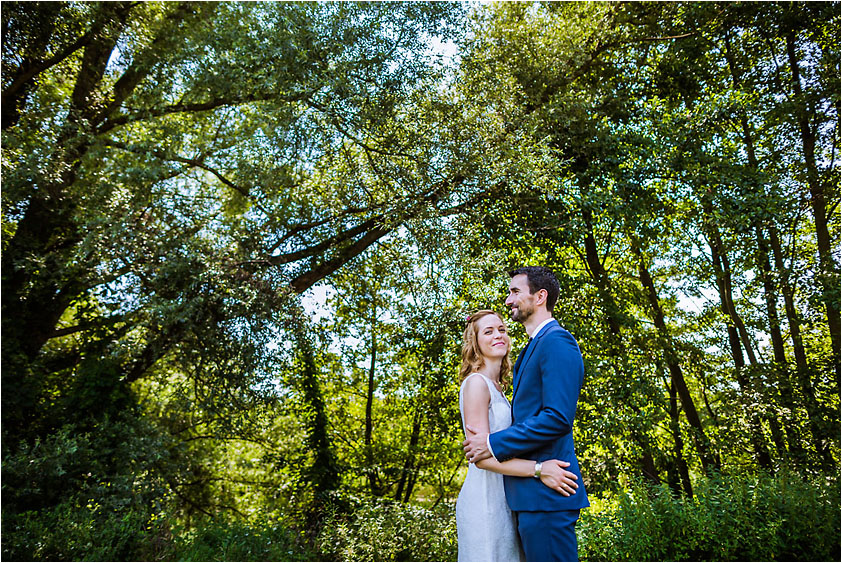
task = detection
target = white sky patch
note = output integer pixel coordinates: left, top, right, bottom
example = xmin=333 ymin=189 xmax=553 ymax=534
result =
xmin=301 ymin=283 xmax=332 ymax=323
xmin=427 ymin=34 xmax=460 ymax=65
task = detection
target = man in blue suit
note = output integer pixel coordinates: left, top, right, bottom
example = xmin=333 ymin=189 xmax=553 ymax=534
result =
xmin=463 ymin=266 xmax=589 ymax=561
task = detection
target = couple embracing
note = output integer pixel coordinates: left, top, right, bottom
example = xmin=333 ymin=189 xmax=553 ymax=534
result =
xmin=456 ymin=267 xmax=589 ymax=562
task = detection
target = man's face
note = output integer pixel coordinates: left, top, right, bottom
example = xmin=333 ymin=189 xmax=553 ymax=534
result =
xmin=505 ymin=274 xmax=535 ymax=324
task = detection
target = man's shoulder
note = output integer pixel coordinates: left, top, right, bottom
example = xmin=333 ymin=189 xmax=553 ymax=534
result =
xmin=538 ymin=323 xmax=580 ymax=351
xmin=541 ymin=320 xmax=574 ymax=339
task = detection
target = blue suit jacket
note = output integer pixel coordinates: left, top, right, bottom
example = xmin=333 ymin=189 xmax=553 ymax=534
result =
xmin=489 ymin=319 xmax=589 ymax=512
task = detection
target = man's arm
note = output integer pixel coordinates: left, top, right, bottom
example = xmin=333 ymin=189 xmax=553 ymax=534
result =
xmin=488 ymin=331 xmax=583 ymax=462
xmin=462 ymin=427 xmax=579 ymax=495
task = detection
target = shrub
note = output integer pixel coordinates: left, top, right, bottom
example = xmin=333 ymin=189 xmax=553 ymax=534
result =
xmin=315 ymin=494 xmax=457 ymax=561
xmin=1 ymin=418 xmax=169 ymax=561
xmin=169 ymin=518 xmax=320 ymax=561
xmin=578 ymin=471 xmax=841 ymax=562
xmin=1 ymin=502 xmax=151 ymax=562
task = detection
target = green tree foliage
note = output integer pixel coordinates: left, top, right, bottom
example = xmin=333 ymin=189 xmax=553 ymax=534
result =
xmin=2 ymin=1 xmax=838 ymax=560
xmin=2 ymin=0 xmax=466 ymax=547
xmin=1 ymin=0 xmax=465 ymax=439
xmin=448 ymin=0 xmax=839 ymax=494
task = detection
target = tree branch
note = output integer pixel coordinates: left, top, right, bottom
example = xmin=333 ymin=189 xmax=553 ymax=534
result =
xmin=93 ymin=1 xmax=201 ymax=127
xmin=105 ymin=140 xmax=273 ymax=217
xmin=98 ymin=88 xmax=320 ymax=134
xmin=267 ymin=215 xmax=382 ymax=266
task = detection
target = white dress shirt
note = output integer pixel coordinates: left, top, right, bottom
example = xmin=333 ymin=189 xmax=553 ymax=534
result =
xmin=529 ymin=318 xmax=554 ymax=339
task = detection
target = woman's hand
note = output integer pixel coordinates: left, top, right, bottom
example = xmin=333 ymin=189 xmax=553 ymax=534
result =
xmin=539 ymin=459 xmax=579 ymax=496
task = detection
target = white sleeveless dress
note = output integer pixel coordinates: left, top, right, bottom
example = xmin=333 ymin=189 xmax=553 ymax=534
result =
xmin=455 ymin=373 xmax=524 ymax=562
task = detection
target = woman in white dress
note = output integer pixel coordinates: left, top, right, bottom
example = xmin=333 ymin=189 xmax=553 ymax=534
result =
xmin=455 ymin=310 xmax=578 ymax=562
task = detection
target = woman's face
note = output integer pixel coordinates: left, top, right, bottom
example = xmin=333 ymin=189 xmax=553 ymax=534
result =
xmin=475 ymin=314 xmax=510 ymax=361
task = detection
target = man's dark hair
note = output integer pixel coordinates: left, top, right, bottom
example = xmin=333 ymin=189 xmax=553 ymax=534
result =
xmin=509 ymin=266 xmax=560 ymax=313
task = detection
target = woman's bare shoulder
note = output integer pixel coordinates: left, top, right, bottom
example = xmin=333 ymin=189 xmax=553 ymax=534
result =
xmin=461 ymin=373 xmax=491 ymax=395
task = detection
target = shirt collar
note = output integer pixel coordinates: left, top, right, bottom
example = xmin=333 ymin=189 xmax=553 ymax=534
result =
xmin=528 ymin=318 xmax=554 ymax=339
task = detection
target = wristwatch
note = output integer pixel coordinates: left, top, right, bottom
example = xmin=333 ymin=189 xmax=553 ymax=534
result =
xmin=533 ymin=461 xmax=543 ymax=479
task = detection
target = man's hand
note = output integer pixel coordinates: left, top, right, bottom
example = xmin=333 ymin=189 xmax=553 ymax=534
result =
xmin=539 ymin=459 xmax=579 ymax=496
xmin=462 ymin=424 xmax=492 ymax=464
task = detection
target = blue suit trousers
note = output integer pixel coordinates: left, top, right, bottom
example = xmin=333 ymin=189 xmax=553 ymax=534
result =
xmin=517 ymin=509 xmax=580 ymax=562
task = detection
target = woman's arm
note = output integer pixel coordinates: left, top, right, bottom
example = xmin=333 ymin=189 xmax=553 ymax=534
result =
xmin=475 ymin=458 xmax=578 ymax=496
xmin=462 ymin=376 xmax=579 ymax=496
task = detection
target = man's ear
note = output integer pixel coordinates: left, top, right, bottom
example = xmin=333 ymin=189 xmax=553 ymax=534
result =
xmin=536 ymin=288 xmax=548 ymax=306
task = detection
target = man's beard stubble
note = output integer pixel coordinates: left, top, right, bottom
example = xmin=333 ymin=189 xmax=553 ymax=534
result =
xmin=510 ymin=303 xmax=533 ymax=324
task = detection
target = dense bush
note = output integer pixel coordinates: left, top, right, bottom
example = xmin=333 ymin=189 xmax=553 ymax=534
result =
xmin=578 ymin=472 xmax=841 ymax=562
xmin=2 ymin=503 xmax=154 ymax=562
xmin=5 ymin=465 xmax=838 ymax=561
xmin=168 ymin=518 xmax=320 ymax=561
xmin=1 ymin=418 xmax=169 ymax=561
xmin=315 ymin=493 xmax=457 ymax=561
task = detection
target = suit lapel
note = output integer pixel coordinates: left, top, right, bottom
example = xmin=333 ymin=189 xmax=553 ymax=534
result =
xmin=513 ymin=344 xmax=528 ymax=375
xmin=512 ymin=320 xmax=557 ymax=402
xmin=512 ymin=340 xmax=536 ymax=401
xmin=511 ymin=345 xmax=527 ymax=398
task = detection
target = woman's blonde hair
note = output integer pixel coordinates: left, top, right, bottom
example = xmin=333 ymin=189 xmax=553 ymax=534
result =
xmin=459 ymin=310 xmax=512 ymax=389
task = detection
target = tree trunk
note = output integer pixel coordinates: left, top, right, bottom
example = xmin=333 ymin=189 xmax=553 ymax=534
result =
xmin=720 ymin=249 xmax=759 ymax=365
xmin=633 ymin=240 xmax=719 ymax=475
xmin=707 ymin=233 xmax=746 ymax=368
xmin=753 ymin=228 xmax=791 ymax=461
xmin=768 ymin=225 xmax=809 ymax=371
xmin=582 ymin=212 xmax=623 ymax=338
xmin=785 ymin=31 xmax=841 ymax=365
xmin=703 ymin=210 xmax=773 ymax=471
xmin=769 ymin=224 xmax=833 ymax=467
xmin=581 ymin=210 xmax=660 ymax=483
xmin=365 ymin=309 xmax=379 ymax=495
xmin=667 ymin=378 xmax=693 ymax=498
xmin=0 ymin=2 xmax=134 ymax=436
xmin=292 ymin=311 xmax=339 ymax=494
xmin=395 ymin=409 xmax=422 ymax=503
